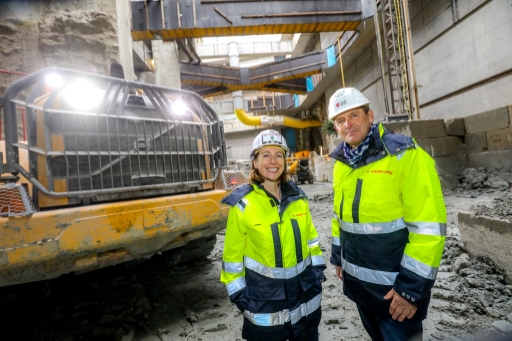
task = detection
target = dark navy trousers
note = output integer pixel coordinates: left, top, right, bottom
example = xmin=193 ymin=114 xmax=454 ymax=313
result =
xmin=357 ymin=304 xmax=423 ymax=341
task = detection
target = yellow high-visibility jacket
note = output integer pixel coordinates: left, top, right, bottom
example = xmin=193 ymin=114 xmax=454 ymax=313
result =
xmin=330 ymin=123 xmax=446 ymax=320
xmin=220 ymin=181 xmax=326 ymax=340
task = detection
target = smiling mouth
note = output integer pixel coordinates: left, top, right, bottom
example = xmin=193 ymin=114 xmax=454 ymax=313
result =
xmin=266 ymin=168 xmax=279 ymax=172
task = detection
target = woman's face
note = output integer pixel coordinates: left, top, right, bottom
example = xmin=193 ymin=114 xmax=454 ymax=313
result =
xmin=253 ymin=145 xmax=285 ymax=182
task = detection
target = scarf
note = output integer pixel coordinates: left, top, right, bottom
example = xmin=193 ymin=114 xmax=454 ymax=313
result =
xmin=343 ymin=124 xmax=378 ymax=167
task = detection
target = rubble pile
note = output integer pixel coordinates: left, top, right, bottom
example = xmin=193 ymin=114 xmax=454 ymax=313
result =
xmin=310 ymin=192 xmax=333 ymax=202
xmin=470 ymin=193 xmax=512 ymax=222
xmin=458 ymin=168 xmax=510 ymax=191
xmin=430 ymin=235 xmax=512 ymax=339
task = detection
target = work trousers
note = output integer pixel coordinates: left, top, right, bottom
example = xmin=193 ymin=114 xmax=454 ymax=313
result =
xmin=357 ymin=304 xmax=423 ymax=341
xmin=244 ymin=327 xmax=319 ymax=341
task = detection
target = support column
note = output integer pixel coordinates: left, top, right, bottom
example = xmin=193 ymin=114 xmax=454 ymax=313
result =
xmin=116 ymin=0 xmax=135 ymax=80
xmin=151 ymin=40 xmax=181 ymax=89
xmin=228 ymin=42 xmax=243 ymax=110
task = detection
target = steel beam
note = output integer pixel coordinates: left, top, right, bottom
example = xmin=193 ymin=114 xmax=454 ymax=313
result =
xmin=131 ymin=0 xmax=365 ymax=40
xmin=180 ymin=50 xmax=327 ymax=96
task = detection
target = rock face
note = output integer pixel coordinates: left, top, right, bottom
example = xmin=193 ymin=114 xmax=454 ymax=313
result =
xmin=38 ymin=11 xmax=119 ymax=75
xmin=0 ymin=4 xmax=120 ymax=95
xmin=0 ymin=2 xmax=121 ymax=140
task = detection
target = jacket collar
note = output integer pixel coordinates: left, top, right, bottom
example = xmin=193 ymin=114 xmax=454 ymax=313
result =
xmin=330 ymin=123 xmax=385 ymax=168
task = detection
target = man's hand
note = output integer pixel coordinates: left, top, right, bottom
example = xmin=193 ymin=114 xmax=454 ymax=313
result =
xmin=335 ymin=266 xmax=343 ymax=281
xmin=383 ymin=288 xmax=417 ymax=322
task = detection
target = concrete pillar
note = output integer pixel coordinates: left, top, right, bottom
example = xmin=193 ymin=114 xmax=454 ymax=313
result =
xmin=152 ymin=40 xmax=181 ymax=89
xmin=228 ymin=41 xmax=243 ymax=110
xmin=116 ymin=0 xmax=135 ymax=81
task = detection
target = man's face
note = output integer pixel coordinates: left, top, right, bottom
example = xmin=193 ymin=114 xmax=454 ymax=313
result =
xmin=333 ymin=107 xmax=374 ymax=147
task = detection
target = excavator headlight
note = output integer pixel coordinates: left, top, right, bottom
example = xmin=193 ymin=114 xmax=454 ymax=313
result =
xmin=62 ymin=80 xmax=104 ymax=111
xmin=46 ymin=73 xmax=64 ymax=88
xmin=170 ymin=100 xmax=187 ymax=116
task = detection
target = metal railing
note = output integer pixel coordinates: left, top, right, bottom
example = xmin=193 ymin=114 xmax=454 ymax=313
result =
xmin=3 ymin=68 xmax=227 ymax=200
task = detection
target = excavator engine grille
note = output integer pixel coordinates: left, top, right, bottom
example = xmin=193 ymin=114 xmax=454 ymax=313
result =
xmin=0 ymin=184 xmax=35 ymax=217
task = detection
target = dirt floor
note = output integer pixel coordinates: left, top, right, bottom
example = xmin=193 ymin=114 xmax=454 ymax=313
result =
xmin=1 ymin=183 xmax=512 ymax=341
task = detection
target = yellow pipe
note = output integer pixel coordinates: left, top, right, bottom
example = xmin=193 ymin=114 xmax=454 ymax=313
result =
xmin=289 ymin=159 xmax=299 ymax=174
xmin=234 ymin=108 xmax=321 ymax=129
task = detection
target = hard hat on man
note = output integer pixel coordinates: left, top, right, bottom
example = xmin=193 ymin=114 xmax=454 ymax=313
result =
xmin=250 ymin=129 xmax=289 ymax=158
xmin=328 ymin=87 xmax=370 ymax=121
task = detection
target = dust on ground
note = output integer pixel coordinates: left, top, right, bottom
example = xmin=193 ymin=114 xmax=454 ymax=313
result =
xmin=1 ymin=183 xmax=512 ymax=341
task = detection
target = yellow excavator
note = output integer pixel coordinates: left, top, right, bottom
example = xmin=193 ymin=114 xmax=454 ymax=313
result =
xmin=0 ymin=68 xmax=246 ymax=287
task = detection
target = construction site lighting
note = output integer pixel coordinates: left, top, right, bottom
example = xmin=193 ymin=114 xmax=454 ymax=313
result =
xmin=171 ymin=100 xmax=187 ymax=115
xmin=45 ymin=73 xmax=64 ymax=88
xmin=62 ymin=80 xmax=104 ymax=111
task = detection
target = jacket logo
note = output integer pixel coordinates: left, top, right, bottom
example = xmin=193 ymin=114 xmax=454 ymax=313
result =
xmin=294 ymin=213 xmax=306 ymax=217
xmin=368 ymin=170 xmax=393 ymax=175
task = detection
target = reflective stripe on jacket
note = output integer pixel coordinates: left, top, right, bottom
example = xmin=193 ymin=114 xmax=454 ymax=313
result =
xmin=329 ymin=123 xmax=446 ymax=319
xmin=220 ymin=181 xmax=325 ymax=339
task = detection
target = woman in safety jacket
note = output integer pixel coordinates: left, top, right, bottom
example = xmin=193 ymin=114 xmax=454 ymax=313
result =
xmin=220 ymin=129 xmax=327 ymax=341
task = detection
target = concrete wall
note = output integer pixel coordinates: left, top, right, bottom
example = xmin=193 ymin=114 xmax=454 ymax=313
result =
xmin=323 ymin=0 xmax=512 ymax=122
xmin=225 ymin=129 xmax=264 ymax=161
xmin=413 ymin=0 xmax=512 ymax=119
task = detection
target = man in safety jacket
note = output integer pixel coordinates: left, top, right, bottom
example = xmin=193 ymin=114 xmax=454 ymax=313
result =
xmin=220 ymin=129 xmax=326 ymax=341
xmin=328 ymin=88 xmax=446 ymax=341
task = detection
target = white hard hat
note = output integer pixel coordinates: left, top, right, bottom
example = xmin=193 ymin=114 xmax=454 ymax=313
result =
xmin=328 ymin=87 xmax=370 ymax=121
xmin=250 ymin=129 xmax=289 ymax=158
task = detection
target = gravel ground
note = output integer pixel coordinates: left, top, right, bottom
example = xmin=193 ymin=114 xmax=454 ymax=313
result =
xmin=0 ymin=183 xmax=511 ymax=341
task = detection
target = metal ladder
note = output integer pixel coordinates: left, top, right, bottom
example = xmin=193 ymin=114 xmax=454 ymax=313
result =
xmin=377 ymin=0 xmax=413 ymax=119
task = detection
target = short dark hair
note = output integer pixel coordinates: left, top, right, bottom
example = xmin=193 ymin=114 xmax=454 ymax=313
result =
xmin=361 ymin=105 xmax=370 ymax=114
xmin=249 ymin=152 xmax=289 ymax=183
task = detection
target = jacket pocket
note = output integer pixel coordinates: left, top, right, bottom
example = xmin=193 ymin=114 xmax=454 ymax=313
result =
xmin=299 ymin=268 xmax=320 ymax=293
xmin=246 ymin=284 xmax=286 ymax=300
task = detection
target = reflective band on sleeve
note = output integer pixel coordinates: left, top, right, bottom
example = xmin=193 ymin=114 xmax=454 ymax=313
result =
xmin=406 ymin=222 xmax=447 ymax=236
xmin=340 ymin=217 xmax=406 ymax=234
xmin=342 ymin=258 xmax=398 ymax=285
xmin=332 ymin=211 xmax=339 ymax=220
xmin=332 ymin=236 xmax=340 ymax=246
xmin=290 ymin=293 xmax=322 ymax=324
xmin=236 ymin=198 xmax=248 ymax=213
xmin=401 ymin=254 xmax=438 ymax=280
xmin=307 ymin=238 xmax=320 ymax=248
xmin=244 ymin=255 xmax=311 ymax=279
xmin=244 ymin=293 xmax=322 ymax=327
xmin=222 ymin=261 xmax=244 ymax=274
xmin=311 ymin=255 xmax=326 ymax=266
xmin=226 ymin=276 xmax=246 ymax=296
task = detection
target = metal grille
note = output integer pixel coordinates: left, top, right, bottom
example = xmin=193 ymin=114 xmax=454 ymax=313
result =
xmin=215 ymin=170 xmax=249 ymax=190
xmin=0 ymin=184 xmax=35 ymax=217
xmin=3 ymin=68 xmax=227 ymax=200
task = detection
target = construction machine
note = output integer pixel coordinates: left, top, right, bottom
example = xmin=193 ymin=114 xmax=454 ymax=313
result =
xmin=0 ymin=68 xmax=246 ymax=287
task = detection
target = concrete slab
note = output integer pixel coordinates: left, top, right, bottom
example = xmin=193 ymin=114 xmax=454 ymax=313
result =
xmin=434 ymin=154 xmax=468 ymax=176
xmin=486 ymin=127 xmax=512 ymax=151
xmin=409 ymin=119 xmax=446 ymax=138
xmin=458 ymin=211 xmax=512 ymax=284
xmin=468 ymin=150 xmax=512 ymax=172
xmin=415 ymin=138 xmax=432 ymax=155
xmin=465 ymin=132 xmax=488 ymax=154
xmin=444 ymin=118 xmax=466 ymax=136
xmin=428 ymin=136 xmax=466 ymax=157
xmin=382 ymin=121 xmax=411 ymax=136
xmin=464 ymin=107 xmax=510 ymax=134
